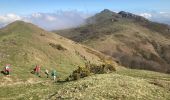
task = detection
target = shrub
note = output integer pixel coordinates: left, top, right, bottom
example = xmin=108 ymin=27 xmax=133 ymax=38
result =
xmin=66 ymin=66 xmax=90 ymax=81
xmin=49 ymin=43 xmax=67 ymax=51
xmin=89 ymin=63 xmax=116 ymax=74
xmin=40 ymin=33 xmax=45 ymax=36
xmin=66 ymin=63 xmax=116 ymax=81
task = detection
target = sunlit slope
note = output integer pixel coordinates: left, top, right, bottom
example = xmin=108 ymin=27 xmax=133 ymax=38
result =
xmin=0 ymin=21 xmax=105 ymax=83
xmin=55 ymin=9 xmax=170 ymax=73
xmin=49 ymin=67 xmax=170 ymax=100
xmin=1 ymin=66 xmax=170 ymax=100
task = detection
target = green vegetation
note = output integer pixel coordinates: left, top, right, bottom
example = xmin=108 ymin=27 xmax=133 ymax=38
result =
xmin=55 ymin=9 xmax=170 ymax=73
xmin=0 ymin=14 xmax=170 ymax=100
xmin=49 ymin=43 xmax=67 ymax=51
xmin=0 ymin=21 xmax=104 ymax=84
xmin=48 ymin=67 xmax=170 ymax=100
xmin=0 ymin=67 xmax=170 ymax=100
xmin=0 ymin=20 xmax=118 ymax=100
xmin=66 ymin=63 xmax=116 ymax=81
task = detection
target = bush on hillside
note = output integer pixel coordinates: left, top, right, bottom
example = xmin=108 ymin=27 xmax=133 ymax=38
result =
xmin=49 ymin=43 xmax=67 ymax=51
xmin=87 ymin=63 xmax=116 ymax=74
xmin=40 ymin=33 xmax=46 ymax=36
xmin=66 ymin=63 xmax=116 ymax=81
xmin=66 ymin=66 xmax=90 ymax=81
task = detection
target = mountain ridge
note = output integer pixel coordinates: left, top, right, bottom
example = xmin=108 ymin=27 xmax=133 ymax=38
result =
xmin=0 ymin=14 xmax=170 ymax=100
xmin=55 ymin=9 xmax=170 ymax=73
xmin=0 ymin=20 xmax=112 ymax=83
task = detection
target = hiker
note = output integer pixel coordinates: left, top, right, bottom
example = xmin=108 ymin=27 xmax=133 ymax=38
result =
xmin=45 ymin=69 xmax=49 ymax=78
xmin=51 ymin=70 xmax=57 ymax=81
xmin=2 ymin=64 xmax=11 ymax=75
xmin=33 ymin=65 xmax=41 ymax=77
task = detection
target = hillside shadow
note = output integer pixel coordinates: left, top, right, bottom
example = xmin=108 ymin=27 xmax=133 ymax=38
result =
xmin=56 ymin=80 xmax=68 ymax=84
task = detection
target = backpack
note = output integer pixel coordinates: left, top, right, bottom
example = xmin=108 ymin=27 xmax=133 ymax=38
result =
xmin=51 ymin=70 xmax=57 ymax=76
xmin=5 ymin=66 xmax=10 ymax=72
xmin=35 ymin=66 xmax=40 ymax=72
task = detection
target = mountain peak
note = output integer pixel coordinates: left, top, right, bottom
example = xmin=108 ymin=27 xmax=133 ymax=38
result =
xmin=10 ymin=20 xmax=27 ymax=24
xmin=101 ymin=9 xmax=113 ymax=13
xmin=86 ymin=9 xmax=121 ymax=24
xmin=118 ymin=11 xmax=148 ymax=21
xmin=100 ymin=9 xmax=119 ymax=16
xmin=3 ymin=20 xmax=45 ymax=34
xmin=7 ymin=20 xmax=35 ymax=27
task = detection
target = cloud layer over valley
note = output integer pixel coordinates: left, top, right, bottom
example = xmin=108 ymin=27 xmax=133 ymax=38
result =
xmin=0 ymin=10 xmax=93 ymax=30
xmin=0 ymin=10 xmax=169 ymax=30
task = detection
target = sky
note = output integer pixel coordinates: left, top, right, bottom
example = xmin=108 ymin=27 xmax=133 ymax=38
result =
xmin=0 ymin=0 xmax=170 ymax=30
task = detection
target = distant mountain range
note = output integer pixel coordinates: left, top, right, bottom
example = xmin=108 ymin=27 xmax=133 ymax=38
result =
xmin=55 ymin=9 xmax=170 ymax=73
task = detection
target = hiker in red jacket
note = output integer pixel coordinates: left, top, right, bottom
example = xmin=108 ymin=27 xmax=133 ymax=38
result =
xmin=34 ymin=65 xmax=41 ymax=77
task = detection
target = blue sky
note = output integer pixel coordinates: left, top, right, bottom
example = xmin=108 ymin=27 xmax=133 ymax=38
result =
xmin=1 ymin=0 xmax=170 ymax=14
xmin=0 ymin=0 xmax=170 ymax=30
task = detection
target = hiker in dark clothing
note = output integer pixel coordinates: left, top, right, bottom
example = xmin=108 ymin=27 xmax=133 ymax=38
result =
xmin=51 ymin=70 xmax=57 ymax=81
xmin=1 ymin=64 xmax=11 ymax=76
xmin=45 ymin=69 xmax=49 ymax=78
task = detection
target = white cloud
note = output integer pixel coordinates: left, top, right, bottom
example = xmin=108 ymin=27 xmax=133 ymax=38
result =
xmin=46 ymin=15 xmax=56 ymax=21
xmin=0 ymin=10 xmax=94 ymax=30
xmin=136 ymin=11 xmax=170 ymax=25
xmin=147 ymin=11 xmax=170 ymax=25
xmin=0 ymin=13 xmax=22 ymax=23
xmin=159 ymin=12 xmax=167 ymax=14
xmin=159 ymin=12 xmax=170 ymax=17
xmin=31 ymin=13 xmax=42 ymax=18
xmin=1 ymin=10 xmax=168 ymax=30
xmin=140 ymin=13 xmax=152 ymax=19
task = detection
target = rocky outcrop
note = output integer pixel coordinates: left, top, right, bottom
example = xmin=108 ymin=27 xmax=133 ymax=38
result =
xmin=118 ymin=11 xmax=148 ymax=22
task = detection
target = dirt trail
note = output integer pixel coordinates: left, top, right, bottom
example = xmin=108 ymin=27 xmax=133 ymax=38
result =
xmin=0 ymin=77 xmax=52 ymax=87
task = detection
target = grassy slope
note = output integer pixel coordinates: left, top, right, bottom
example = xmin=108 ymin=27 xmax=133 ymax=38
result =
xmin=1 ymin=67 xmax=170 ymax=100
xmin=49 ymin=67 xmax=170 ymax=100
xmin=0 ymin=21 xmax=169 ymax=100
xmin=55 ymin=15 xmax=170 ymax=73
xmin=0 ymin=21 xmax=104 ymax=84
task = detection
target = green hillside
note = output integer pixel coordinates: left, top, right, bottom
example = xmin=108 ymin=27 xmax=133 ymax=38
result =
xmin=0 ymin=21 xmax=106 ymax=84
xmin=0 ymin=21 xmax=170 ymax=100
xmin=48 ymin=67 xmax=170 ymax=100
xmin=1 ymin=66 xmax=170 ymax=100
xmin=55 ymin=9 xmax=170 ymax=73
